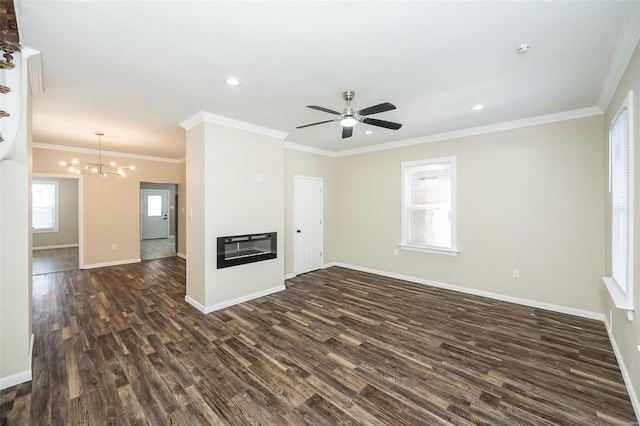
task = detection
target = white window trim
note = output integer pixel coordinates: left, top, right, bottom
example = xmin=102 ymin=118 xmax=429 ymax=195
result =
xmin=603 ymin=90 xmax=634 ymax=321
xmin=32 ymin=180 xmax=59 ymax=233
xmin=399 ymin=156 xmax=458 ymax=256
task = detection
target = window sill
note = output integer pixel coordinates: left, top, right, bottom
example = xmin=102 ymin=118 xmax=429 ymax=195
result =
xmin=398 ymin=244 xmax=460 ymax=256
xmin=32 ymin=229 xmax=58 ymax=234
xmin=602 ymin=276 xmax=634 ymax=321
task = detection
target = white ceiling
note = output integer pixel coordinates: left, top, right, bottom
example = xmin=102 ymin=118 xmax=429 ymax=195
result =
xmin=19 ymin=1 xmax=636 ymax=159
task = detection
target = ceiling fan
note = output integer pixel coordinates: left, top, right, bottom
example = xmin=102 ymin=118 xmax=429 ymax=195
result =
xmin=296 ymin=90 xmax=403 ymax=139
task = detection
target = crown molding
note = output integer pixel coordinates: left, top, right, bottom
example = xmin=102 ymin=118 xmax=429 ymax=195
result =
xmin=33 ymin=142 xmax=184 ymax=163
xmin=179 ymin=111 xmax=289 ymax=140
xmin=284 ymin=142 xmax=337 ymax=158
xmin=332 ymin=106 xmax=603 ymax=157
xmin=597 ymin=2 xmax=640 ymax=111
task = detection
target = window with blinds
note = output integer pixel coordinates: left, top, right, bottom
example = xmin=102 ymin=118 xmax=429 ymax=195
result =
xmin=610 ymin=106 xmax=629 ymax=294
xmin=401 ymin=157 xmax=457 ymax=253
xmin=603 ymin=90 xmax=634 ymax=316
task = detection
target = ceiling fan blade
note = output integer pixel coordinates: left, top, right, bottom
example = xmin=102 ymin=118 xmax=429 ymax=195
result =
xmin=296 ymin=119 xmax=338 ymax=129
xmin=307 ymin=105 xmax=341 ymax=115
xmin=342 ymin=126 xmax=353 ymax=139
xmin=362 ymin=117 xmax=403 ymax=130
xmin=357 ymin=102 xmax=396 ymax=116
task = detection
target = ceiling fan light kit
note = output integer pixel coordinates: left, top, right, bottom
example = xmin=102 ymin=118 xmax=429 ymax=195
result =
xmin=297 ymin=90 xmax=403 ymax=139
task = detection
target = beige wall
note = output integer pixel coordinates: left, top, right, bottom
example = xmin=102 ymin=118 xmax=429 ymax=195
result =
xmin=284 ymin=149 xmax=336 ymax=275
xmin=0 ymin=52 xmax=33 ymax=386
xmin=602 ymin=40 xmax=640 ymax=412
xmin=185 ymin=120 xmax=284 ymax=309
xmin=334 ymin=116 xmax=606 ymax=313
xmin=33 ymin=148 xmax=184 ymax=267
xmin=32 ymin=177 xmax=79 ymax=248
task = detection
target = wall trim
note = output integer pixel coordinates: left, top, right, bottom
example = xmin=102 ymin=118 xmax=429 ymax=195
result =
xmin=284 ymin=142 xmax=337 ymax=158
xmin=597 ymin=2 xmax=640 ymax=111
xmin=179 ymin=111 xmax=289 ymax=140
xmin=0 ymin=332 xmax=33 ymax=390
xmin=0 ymin=369 xmax=32 ymax=390
xmin=604 ymin=316 xmax=640 ymax=422
xmin=334 ymin=107 xmax=603 ymax=157
xmin=33 ymin=243 xmax=78 ymax=251
xmin=176 ymin=253 xmax=187 ymax=260
xmin=81 ymin=258 xmax=140 ymax=270
xmin=284 ymin=106 xmax=603 ymax=158
xmin=185 ymin=284 xmax=286 ymax=314
xmin=284 ymin=273 xmax=296 ymax=280
xmin=330 ymin=262 xmax=604 ymax=321
xmin=32 ymin=143 xmax=183 ymax=164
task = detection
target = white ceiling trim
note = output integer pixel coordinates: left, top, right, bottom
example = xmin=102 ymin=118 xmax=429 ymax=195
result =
xmin=33 ymin=142 xmax=185 ymax=164
xmin=283 ymin=142 xmax=336 ymax=158
xmin=597 ymin=2 xmax=640 ymax=111
xmin=330 ymin=106 xmax=603 ymax=158
xmin=180 ymin=111 xmax=289 ymax=140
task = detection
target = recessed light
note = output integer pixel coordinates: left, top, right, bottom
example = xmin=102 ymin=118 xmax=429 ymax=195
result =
xmin=225 ymin=77 xmax=241 ymax=86
xmin=364 ymin=130 xmax=373 ymax=135
xmin=516 ymin=44 xmax=530 ymax=55
xmin=471 ymin=104 xmax=484 ymax=111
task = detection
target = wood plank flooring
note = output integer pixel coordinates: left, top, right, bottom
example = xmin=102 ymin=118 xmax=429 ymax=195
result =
xmin=1 ymin=258 xmax=637 ymax=425
xmin=32 ymin=247 xmax=78 ymax=275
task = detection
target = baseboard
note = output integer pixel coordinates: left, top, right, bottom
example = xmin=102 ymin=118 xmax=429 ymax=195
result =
xmin=81 ymin=258 xmax=141 ymax=269
xmin=33 ymin=243 xmax=78 ymax=251
xmin=604 ymin=317 xmax=640 ymax=422
xmin=177 ymin=253 xmax=187 ymax=260
xmin=185 ymin=284 xmax=286 ymax=314
xmin=330 ymin=262 xmax=604 ymax=321
xmin=284 ymin=273 xmax=296 ymax=280
xmin=0 ymin=369 xmax=32 ymax=390
xmin=322 ymin=262 xmax=338 ymax=269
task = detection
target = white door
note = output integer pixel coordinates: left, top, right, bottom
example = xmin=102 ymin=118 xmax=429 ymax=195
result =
xmin=141 ymin=189 xmax=170 ymax=240
xmin=294 ymin=176 xmax=323 ymax=274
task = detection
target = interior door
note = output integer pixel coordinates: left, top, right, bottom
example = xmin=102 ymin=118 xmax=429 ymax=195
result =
xmin=294 ymin=176 xmax=323 ymax=274
xmin=141 ymin=189 xmax=169 ymax=240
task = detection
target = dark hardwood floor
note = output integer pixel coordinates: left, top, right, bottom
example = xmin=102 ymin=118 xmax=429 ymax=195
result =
xmin=1 ymin=258 xmax=636 ymax=425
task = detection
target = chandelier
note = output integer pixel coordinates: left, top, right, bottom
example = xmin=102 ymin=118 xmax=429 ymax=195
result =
xmin=60 ymin=132 xmax=135 ymax=177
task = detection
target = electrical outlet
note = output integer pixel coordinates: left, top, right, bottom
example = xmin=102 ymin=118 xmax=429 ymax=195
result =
xmin=111 ymin=243 xmax=117 ymax=250
xmin=512 ymin=268 xmax=520 ymax=278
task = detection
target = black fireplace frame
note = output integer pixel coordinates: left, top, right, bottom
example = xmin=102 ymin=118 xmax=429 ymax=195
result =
xmin=216 ymin=232 xmax=277 ymax=269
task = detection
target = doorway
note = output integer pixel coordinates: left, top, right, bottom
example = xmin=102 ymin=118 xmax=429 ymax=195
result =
xmin=140 ymin=183 xmax=178 ymax=260
xmin=31 ymin=175 xmax=81 ymax=274
xmin=293 ymin=175 xmax=324 ymax=275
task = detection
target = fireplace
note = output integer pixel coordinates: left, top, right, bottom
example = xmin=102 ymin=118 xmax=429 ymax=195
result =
xmin=217 ymin=232 xmax=277 ymax=269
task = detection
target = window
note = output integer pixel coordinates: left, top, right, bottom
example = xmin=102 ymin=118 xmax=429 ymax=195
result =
xmin=147 ymin=195 xmax=163 ymax=217
xmin=603 ymin=90 xmax=634 ymax=319
xmin=400 ymin=156 xmax=458 ymax=255
xmin=32 ymin=181 xmax=58 ymax=233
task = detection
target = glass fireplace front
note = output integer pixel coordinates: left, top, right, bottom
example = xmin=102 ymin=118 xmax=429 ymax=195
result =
xmin=217 ymin=232 xmax=277 ymax=269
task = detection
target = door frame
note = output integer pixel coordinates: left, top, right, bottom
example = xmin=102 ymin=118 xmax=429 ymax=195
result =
xmin=140 ymin=189 xmax=170 ymax=240
xmin=32 ymin=173 xmax=84 ymax=269
xmin=293 ymin=175 xmax=324 ymax=275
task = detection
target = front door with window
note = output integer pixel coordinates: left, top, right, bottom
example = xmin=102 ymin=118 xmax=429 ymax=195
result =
xmin=141 ymin=189 xmax=169 ymax=239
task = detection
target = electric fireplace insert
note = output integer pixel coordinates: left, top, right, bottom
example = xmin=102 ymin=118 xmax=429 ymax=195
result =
xmin=217 ymin=232 xmax=277 ymax=269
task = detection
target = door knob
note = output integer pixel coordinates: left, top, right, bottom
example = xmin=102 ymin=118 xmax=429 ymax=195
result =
xmin=296 ymin=229 xmax=301 ymax=233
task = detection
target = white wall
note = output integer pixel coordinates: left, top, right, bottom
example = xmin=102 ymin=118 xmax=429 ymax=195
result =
xmin=0 ymin=51 xmax=33 ymax=389
xmin=184 ymin=116 xmax=285 ymax=311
